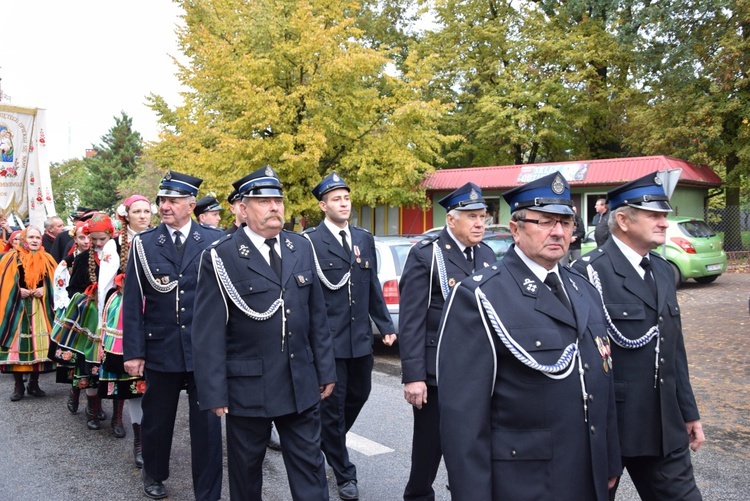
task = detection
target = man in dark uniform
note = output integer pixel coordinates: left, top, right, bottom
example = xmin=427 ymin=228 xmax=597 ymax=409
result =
xmin=304 ymin=172 xmax=396 ymax=500
xmin=192 ymin=165 xmax=337 ymax=501
xmin=193 ymin=195 xmax=223 ymax=228
xmin=224 ymin=188 xmax=244 ymax=235
xmin=399 ymin=182 xmax=496 ymax=501
xmin=438 ymin=172 xmax=621 ymax=500
xmin=123 ymin=171 xmax=223 ymax=500
xmin=574 ymin=172 xmax=704 ymax=500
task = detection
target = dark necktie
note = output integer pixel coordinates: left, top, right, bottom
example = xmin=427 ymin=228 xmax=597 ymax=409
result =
xmin=339 ymin=230 xmax=351 ymax=257
xmin=265 ymin=238 xmax=281 ymax=278
xmin=173 ymin=231 xmax=184 ymax=257
xmin=545 ymin=272 xmax=572 ymax=313
xmin=640 ymin=257 xmax=657 ymax=299
xmin=463 ymin=246 xmax=473 ymax=263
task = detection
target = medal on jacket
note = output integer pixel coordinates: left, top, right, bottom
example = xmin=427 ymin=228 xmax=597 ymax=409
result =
xmin=595 ymin=336 xmax=612 ymax=373
xmin=354 ymin=245 xmax=361 ymax=264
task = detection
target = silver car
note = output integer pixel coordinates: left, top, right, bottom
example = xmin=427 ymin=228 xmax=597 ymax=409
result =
xmin=371 ymin=235 xmax=419 ymax=335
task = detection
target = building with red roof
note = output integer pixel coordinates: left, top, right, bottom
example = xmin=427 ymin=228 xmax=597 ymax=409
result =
xmin=356 ymin=156 xmax=723 ymax=235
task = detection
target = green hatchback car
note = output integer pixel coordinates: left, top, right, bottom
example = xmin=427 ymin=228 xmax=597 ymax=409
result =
xmin=579 ymin=217 xmax=727 ymax=287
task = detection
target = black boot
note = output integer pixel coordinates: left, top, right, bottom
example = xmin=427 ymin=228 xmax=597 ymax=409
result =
xmin=111 ymin=398 xmax=126 ymax=438
xmin=86 ymin=395 xmax=103 ymax=430
xmin=133 ymin=423 xmax=144 ymax=468
xmin=67 ymin=387 xmax=81 ymax=413
xmin=85 ymin=395 xmax=106 ymax=421
xmin=27 ymin=374 xmax=46 ymax=397
xmin=10 ymin=373 xmax=25 ymax=401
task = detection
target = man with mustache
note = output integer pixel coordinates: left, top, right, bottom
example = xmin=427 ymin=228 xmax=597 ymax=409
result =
xmin=305 ymin=172 xmax=396 ymax=500
xmin=192 ymin=165 xmax=337 ymax=501
xmin=574 ymin=173 xmax=704 ymax=500
xmin=123 ymin=171 xmax=224 ymax=500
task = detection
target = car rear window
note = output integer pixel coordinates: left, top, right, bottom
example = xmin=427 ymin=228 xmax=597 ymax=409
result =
xmin=390 ymin=245 xmax=413 ymax=275
xmin=676 ymin=220 xmax=716 ymax=238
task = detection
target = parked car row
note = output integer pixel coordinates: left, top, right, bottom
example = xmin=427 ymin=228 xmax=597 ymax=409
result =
xmin=370 ymin=229 xmax=514 ymax=335
xmin=578 ymin=217 xmax=726 ymax=287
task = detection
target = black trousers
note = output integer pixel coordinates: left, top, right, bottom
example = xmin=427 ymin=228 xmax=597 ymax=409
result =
xmin=611 ymin=444 xmax=702 ymax=501
xmin=142 ymin=369 xmax=223 ymax=501
xmin=404 ymin=384 xmax=442 ymax=501
xmin=320 ymin=354 xmax=373 ymax=485
xmin=226 ymin=404 xmax=329 ymax=501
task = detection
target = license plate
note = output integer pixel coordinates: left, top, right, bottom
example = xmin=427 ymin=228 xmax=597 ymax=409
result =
xmin=706 ymin=264 xmax=722 ymax=272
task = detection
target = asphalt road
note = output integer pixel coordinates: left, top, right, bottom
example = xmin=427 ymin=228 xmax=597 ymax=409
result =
xmin=0 ymin=273 xmax=748 ymax=500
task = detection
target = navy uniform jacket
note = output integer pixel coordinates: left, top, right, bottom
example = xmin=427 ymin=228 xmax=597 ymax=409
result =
xmin=574 ymin=238 xmax=700 ymax=457
xmin=122 ymin=221 xmax=223 ymax=373
xmin=399 ymin=228 xmax=496 ymax=386
xmin=437 ymin=248 xmax=621 ymax=501
xmin=191 ymin=229 xmax=337 ymax=418
xmin=304 ymin=223 xmax=394 ymax=359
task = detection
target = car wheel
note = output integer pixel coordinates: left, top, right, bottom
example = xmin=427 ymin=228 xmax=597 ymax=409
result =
xmin=694 ymin=274 xmax=719 ymax=284
xmin=669 ymin=262 xmax=683 ymax=288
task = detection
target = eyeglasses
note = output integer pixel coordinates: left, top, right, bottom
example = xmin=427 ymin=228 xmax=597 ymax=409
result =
xmin=518 ymin=217 xmax=575 ymax=231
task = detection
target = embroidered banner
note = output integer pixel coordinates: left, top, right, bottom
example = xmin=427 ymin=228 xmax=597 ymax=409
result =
xmin=0 ymin=105 xmax=55 ymax=227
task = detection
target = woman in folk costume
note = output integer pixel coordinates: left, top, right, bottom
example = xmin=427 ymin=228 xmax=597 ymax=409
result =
xmin=0 ymin=229 xmax=22 ymax=257
xmin=98 ymin=195 xmax=152 ymax=465
xmin=0 ymin=226 xmax=57 ymax=401
xmin=52 ymin=221 xmax=91 ymax=314
xmin=50 ymin=213 xmax=117 ymax=431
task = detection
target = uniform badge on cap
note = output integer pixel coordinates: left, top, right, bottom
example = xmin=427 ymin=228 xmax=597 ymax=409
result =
xmin=333 ymin=173 xmax=341 ymax=182
xmin=265 ymin=166 xmax=274 ymax=177
xmin=654 ymin=175 xmax=662 ymax=185
xmin=164 ymin=172 xmax=172 ymax=181
xmin=470 ymin=188 xmax=478 ymax=200
xmin=552 ymin=174 xmax=565 ymax=195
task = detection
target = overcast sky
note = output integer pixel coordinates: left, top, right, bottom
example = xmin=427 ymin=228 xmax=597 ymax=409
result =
xmin=2 ymin=1 xmax=185 ymax=164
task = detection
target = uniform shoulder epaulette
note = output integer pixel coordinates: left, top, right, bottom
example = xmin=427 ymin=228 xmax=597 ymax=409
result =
xmin=577 ymin=247 xmax=606 ymax=264
xmin=302 ymin=226 xmax=317 ymax=234
xmin=211 ymin=232 xmax=233 ymax=247
xmin=351 ymin=226 xmax=371 ymax=235
xmin=460 ymin=262 xmax=504 ymax=291
xmin=139 ymin=226 xmax=158 ymax=236
xmin=417 ymin=234 xmax=439 ymax=248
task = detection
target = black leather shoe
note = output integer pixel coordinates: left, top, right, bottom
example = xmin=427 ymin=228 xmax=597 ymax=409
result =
xmin=27 ymin=383 xmax=46 ymax=397
xmin=141 ymin=469 xmax=167 ymax=499
xmin=338 ymin=480 xmax=359 ymax=500
xmin=67 ymin=388 xmax=80 ymax=413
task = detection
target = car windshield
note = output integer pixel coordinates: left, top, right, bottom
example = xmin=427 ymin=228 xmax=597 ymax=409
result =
xmin=676 ymin=220 xmax=716 ymax=238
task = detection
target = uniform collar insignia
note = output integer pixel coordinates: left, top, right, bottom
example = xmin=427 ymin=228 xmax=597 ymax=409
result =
xmin=192 ymin=231 xmax=202 ymax=241
xmin=239 ymin=244 xmax=250 ymax=257
xmin=157 ymin=234 xmax=166 ymax=245
xmin=567 ymin=277 xmax=579 ymax=291
xmin=523 ymin=277 xmax=538 ymax=294
xmin=285 ymin=238 xmax=294 ymax=251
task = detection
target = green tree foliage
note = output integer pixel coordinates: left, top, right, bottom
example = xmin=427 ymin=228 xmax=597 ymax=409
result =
xmin=415 ymin=0 xmax=634 ymax=167
xmin=621 ymin=0 xmax=750 ymax=250
xmin=81 ymin=112 xmax=143 ymax=212
xmin=49 ymin=158 xmax=89 ymax=222
xmin=146 ymin=0 xmax=456 ymax=218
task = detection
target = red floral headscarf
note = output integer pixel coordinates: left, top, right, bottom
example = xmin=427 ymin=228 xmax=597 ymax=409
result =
xmin=83 ymin=213 xmax=115 ymax=236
